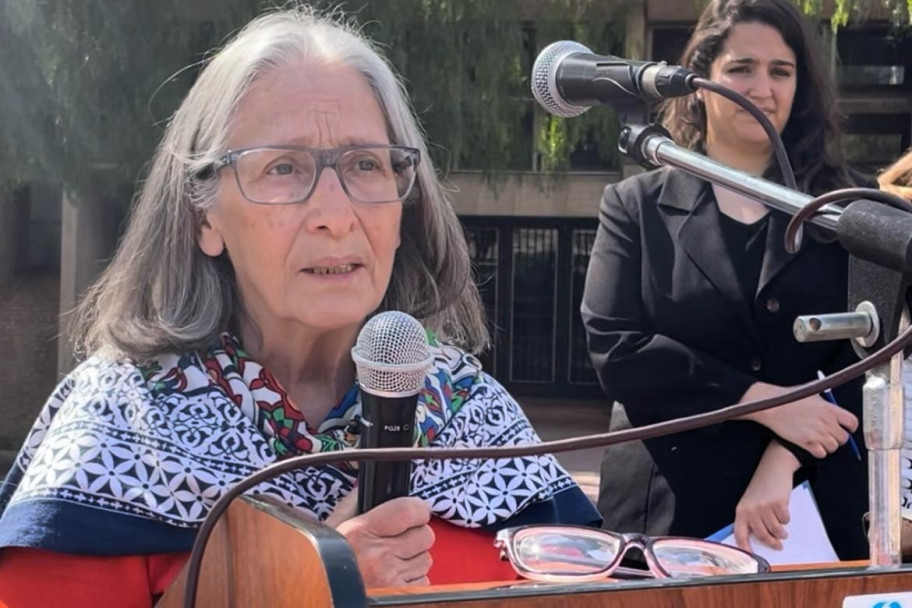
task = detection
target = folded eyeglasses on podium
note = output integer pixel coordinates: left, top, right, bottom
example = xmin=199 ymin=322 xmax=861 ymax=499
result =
xmin=495 ymin=525 xmax=771 ymax=582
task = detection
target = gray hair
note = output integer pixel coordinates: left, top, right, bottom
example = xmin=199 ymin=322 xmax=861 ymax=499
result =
xmin=75 ymin=5 xmax=489 ymax=359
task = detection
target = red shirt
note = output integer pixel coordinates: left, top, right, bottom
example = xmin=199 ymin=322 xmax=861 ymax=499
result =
xmin=0 ymin=518 xmax=517 ymax=607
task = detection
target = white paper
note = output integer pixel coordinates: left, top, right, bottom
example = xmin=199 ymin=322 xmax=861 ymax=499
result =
xmin=707 ymin=481 xmax=839 ymax=565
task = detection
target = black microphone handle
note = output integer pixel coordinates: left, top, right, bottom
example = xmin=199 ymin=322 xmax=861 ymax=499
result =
xmin=556 ymin=54 xmax=695 ymax=106
xmin=356 ymin=391 xmax=420 ymax=514
xmin=556 ymin=53 xmax=640 ymax=107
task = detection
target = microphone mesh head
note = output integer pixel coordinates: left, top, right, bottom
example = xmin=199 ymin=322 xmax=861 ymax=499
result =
xmin=531 ymin=40 xmax=593 ymax=118
xmin=351 ymin=311 xmax=433 ymax=397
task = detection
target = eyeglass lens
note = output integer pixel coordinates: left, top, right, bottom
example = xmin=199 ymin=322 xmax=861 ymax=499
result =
xmin=509 ymin=528 xmax=763 ymax=578
xmin=651 ymin=539 xmax=763 ymax=576
xmin=513 ymin=530 xmax=621 ymax=575
xmin=234 ymin=146 xmax=417 ymax=204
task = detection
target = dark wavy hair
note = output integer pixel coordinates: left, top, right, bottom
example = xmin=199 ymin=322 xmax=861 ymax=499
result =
xmin=660 ymin=0 xmax=853 ymax=194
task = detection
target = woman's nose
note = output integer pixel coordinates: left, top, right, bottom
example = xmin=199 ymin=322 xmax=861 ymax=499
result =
xmin=747 ymin=72 xmax=774 ymax=100
xmin=305 ymin=168 xmax=357 ymax=235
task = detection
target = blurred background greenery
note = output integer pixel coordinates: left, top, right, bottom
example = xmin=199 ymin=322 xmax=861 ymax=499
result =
xmin=2 ymin=0 xmax=908 ymax=198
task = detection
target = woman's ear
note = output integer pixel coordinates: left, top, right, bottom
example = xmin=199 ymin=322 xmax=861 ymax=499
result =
xmin=198 ymin=210 xmax=226 ymax=258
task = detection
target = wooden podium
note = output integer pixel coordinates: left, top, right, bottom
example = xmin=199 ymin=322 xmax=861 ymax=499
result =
xmin=160 ymin=496 xmax=912 ymax=607
xmin=370 ymin=566 xmax=912 ymax=607
xmin=158 ymin=496 xmax=367 ymax=608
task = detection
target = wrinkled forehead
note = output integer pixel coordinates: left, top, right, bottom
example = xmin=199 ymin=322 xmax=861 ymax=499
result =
xmin=227 ymin=59 xmax=390 ymax=149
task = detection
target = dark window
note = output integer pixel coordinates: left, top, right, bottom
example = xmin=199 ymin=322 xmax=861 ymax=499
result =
xmin=24 ymin=182 xmax=61 ymax=273
xmin=461 ymin=217 xmax=602 ymax=397
xmin=511 ymin=228 xmax=558 ymax=383
xmin=569 ymin=229 xmax=598 ymax=385
xmin=650 ymin=25 xmax=693 ymax=64
xmin=567 ymin=132 xmax=617 ymax=171
xmin=843 ymin=113 xmax=912 ymax=172
xmin=464 ymin=226 xmax=500 ymax=375
xmin=836 ymin=27 xmax=912 ymax=91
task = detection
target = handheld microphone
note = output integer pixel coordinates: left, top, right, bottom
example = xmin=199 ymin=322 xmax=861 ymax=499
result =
xmin=531 ymin=40 xmax=697 ymax=118
xmin=351 ymin=311 xmax=433 ymax=514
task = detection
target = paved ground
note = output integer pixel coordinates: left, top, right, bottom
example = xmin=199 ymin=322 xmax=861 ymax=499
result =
xmin=519 ymin=397 xmax=611 ymax=505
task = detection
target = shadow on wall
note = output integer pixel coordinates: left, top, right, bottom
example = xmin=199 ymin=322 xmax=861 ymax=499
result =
xmin=0 ymin=275 xmax=60 ymax=477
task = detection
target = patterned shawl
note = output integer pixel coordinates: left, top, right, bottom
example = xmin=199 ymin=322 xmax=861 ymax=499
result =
xmin=0 ymin=333 xmax=598 ymax=555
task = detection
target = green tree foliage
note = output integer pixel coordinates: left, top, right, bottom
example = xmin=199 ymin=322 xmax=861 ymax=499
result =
xmin=0 ymin=0 xmax=259 ymax=192
xmin=830 ymin=0 xmax=912 ymax=28
xmin=348 ymin=0 xmax=625 ymax=173
xmin=0 ymin=0 xmax=627 ymax=188
xmin=0 ymin=0 xmax=909 ymax=196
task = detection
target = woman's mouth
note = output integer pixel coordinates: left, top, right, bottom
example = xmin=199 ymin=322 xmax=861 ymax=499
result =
xmin=304 ymin=264 xmax=359 ymax=275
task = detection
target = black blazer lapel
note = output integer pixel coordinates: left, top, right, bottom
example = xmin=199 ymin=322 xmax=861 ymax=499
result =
xmin=657 ymin=170 xmax=751 ymax=321
xmin=756 ymin=211 xmax=801 ymax=297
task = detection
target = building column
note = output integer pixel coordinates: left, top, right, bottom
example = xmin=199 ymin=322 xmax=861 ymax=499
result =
xmin=58 ymin=183 xmax=114 ymax=376
xmin=0 ymin=184 xmax=27 ymax=288
xmin=622 ymin=0 xmax=649 ymax=180
xmin=625 ymin=0 xmax=647 ymax=61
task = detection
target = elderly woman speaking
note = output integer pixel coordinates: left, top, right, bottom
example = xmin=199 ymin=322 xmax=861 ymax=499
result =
xmin=0 ymin=7 xmax=599 ymax=606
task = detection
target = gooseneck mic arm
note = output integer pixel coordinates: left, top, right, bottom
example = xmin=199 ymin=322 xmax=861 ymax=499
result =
xmin=620 ymin=124 xmax=838 ymax=230
xmin=619 ymin=123 xmax=912 ymax=308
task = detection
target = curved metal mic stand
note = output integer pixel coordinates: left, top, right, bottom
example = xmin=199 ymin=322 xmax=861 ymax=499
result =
xmin=619 ymin=122 xmax=912 ymax=567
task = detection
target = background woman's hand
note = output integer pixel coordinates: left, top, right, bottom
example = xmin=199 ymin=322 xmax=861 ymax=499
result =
xmin=327 ymin=491 xmax=435 ymax=588
xmin=901 ymin=517 xmax=912 ymax=561
xmin=738 ymin=382 xmax=857 ymax=458
xmin=734 ymin=442 xmax=800 ymax=552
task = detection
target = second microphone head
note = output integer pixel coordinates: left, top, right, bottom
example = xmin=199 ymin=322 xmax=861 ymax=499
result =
xmin=532 ymin=40 xmax=594 ymax=119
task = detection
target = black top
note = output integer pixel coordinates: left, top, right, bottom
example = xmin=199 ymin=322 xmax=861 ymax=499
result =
xmin=717 ymin=212 xmax=769 ymax=307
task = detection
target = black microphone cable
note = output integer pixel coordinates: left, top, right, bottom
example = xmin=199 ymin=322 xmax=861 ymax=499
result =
xmin=690 ymin=77 xmax=797 ymax=191
xmin=785 ymin=187 xmax=912 ymax=253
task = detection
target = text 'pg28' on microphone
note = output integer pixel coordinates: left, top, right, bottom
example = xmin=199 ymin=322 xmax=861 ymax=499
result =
xmin=531 ymin=40 xmax=697 ymax=118
xmin=351 ymin=310 xmax=433 ymax=514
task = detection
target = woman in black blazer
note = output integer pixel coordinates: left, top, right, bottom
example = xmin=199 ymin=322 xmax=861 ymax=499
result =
xmin=582 ymin=0 xmax=872 ymax=559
